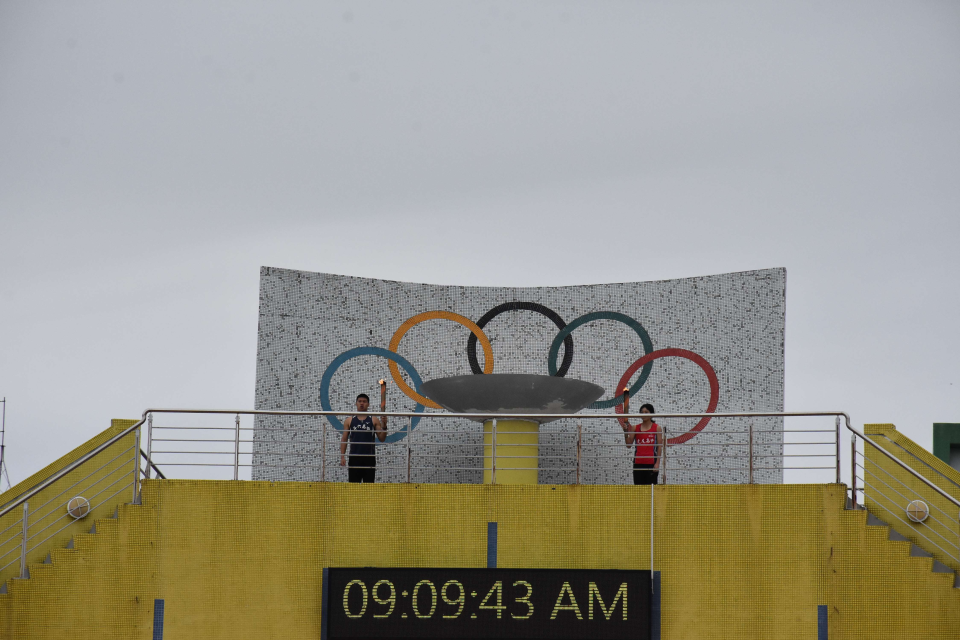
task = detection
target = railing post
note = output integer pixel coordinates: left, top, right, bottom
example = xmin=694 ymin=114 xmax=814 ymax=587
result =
xmin=233 ymin=413 xmax=241 ymax=481
xmin=748 ymin=421 xmax=754 ymax=484
xmin=492 ymin=418 xmax=497 ymax=485
xmin=406 ymin=420 xmax=411 ymax=484
xmin=19 ymin=502 xmax=28 ymax=579
xmin=851 ymin=433 xmax=858 ymax=509
xmin=132 ymin=426 xmax=141 ymax=504
xmin=145 ymin=413 xmax=153 ymax=480
xmin=576 ymin=421 xmax=582 ymax=485
xmin=835 ymin=416 xmax=841 ymax=484
xmin=321 ymin=418 xmax=327 ymax=482
xmin=661 ymin=425 xmax=667 ymax=485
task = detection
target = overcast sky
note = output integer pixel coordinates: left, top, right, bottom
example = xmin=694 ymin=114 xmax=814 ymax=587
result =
xmin=1 ymin=1 xmax=958 ymax=485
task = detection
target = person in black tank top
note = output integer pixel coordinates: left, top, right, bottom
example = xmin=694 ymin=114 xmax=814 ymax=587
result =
xmin=339 ymin=384 xmax=389 ymax=483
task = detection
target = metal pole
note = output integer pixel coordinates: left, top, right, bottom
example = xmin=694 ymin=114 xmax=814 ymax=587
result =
xmin=233 ymin=414 xmax=240 ymax=481
xmin=576 ymin=421 xmax=582 ymax=485
xmin=406 ymin=421 xmax=411 ymax=484
xmin=835 ymin=416 xmax=841 ymax=484
xmin=851 ymin=433 xmax=858 ymax=509
xmin=748 ymin=421 xmax=754 ymax=484
xmin=0 ymin=397 xmax=7 ymax=490
xmin=145 ymin=413 xmax=154 ymax=480
xmin=19 ymin=502 xmax=29 ymax=579
xmin=321 ymin=418 xmax=326 ymax=482
xmin=492 ymin=418 xmax=497 ymax=485
xmin=661 ymin=425 xmax=667 ymax=485
xmin=650 ymin=478 xmax=655 ymax=578
xmin=18 ymin=502 xmax=29 ymax=579
xmin=132 ymin=427 xmax=141 ymax=504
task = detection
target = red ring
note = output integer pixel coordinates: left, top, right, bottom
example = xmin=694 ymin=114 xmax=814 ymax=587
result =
xmin=615 ymin=348 xmax=719 ymax=445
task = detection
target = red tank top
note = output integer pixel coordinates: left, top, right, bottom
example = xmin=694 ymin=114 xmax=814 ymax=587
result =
xmin=634 ymin=422 xmax=660 ymax=465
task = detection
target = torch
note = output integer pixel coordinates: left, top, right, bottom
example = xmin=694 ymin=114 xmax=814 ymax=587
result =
xmin=620 ymin=386 xmax=630 ymax=431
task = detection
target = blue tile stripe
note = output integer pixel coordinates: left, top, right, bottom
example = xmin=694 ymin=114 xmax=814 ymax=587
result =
xmin=321 ymin=568 xmax=330 ymax=640
xmin=651 ymin=572 xmax=661 ymax=640
xmin=818 ymin=604 xmax=828 ymax=640
xmin=153 ymin=599 xmax=165 ymax=640
xmin=487 ymin=522 xmax=497 ymax=568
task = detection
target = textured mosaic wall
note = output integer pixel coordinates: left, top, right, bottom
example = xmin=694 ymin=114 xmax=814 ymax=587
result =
xmin=253 ymin=268 xmax=786 ymax=484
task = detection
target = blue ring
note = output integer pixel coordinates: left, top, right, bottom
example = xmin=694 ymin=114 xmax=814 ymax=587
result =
xmin=320 ymin=346 xmax=425 ymax=444
xmin=547 ymin=311 xmax=655 ymax=409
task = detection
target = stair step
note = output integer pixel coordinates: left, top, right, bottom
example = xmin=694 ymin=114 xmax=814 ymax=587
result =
xmin=888 ymin=529 xmax=909 ymax=542
xmin=909 ymin=544 xmax=932 ymax=558
xmin=932 ymin=560 xmax=953 ymax=574
xmin=867 ymin=513 xmax=888 ymax=527
xmin=845 ymin=496 xmax=865 ymax=510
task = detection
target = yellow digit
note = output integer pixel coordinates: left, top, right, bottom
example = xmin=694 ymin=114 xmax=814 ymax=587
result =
xmin=372 ymin=580 xmax=396 ymax=619
xmin=343 ymin=580 xmax=368 ymax=619
xmin=478 ymin=581 xmax=506 ymax=619
xmin=511 ymin=581 xmax=534 ymax=620
xmin=441 ymin=580 xmax=465 ymax=619
xmin=412 ymin=580 xmax=438 ymax=619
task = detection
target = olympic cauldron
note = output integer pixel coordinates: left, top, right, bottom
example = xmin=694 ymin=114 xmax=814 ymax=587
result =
xmin=420 ymin=374 xmax=604 ymax=484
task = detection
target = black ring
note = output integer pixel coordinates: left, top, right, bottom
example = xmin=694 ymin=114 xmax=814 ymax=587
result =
xmin=467 ymin=301 xmax=574 ymax=376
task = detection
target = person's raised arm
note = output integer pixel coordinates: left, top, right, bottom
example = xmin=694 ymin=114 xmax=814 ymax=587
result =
xmin=620 ymin=388 xmax=635 ymax=445
xmin=340 ymin=417 xmax=351 ymax=466
xmin=374 ymin=379 xmax=388 ymax=442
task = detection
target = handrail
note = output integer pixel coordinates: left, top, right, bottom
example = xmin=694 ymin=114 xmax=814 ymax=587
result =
xmin=141 ymin=449 xmax=166 ymax=479
xmin=862 ymin=432 xmax=960 ymax=492
xmin=0 ymin=417 xmax=146 ymax=519
xmin=845 ymin=422 xmax=960 ymax=510
xmin=13 ymin=407 xmax=954 ymax=522
xmin=0 ymin=408 xmax=830 ymax=519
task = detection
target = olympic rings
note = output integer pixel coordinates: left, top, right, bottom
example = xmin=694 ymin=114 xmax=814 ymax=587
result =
xmin=614 ymin=348 xmax=719 ymax=445
xmin=547 ymin=312 xmax=655 ymax=409
xmin=389 ymin=311 xmax=494 ymax=409
xmin=319 ymin=346 xmax=425 ymax=443
xmin=467 ymin=301 xmax=574 ymax=377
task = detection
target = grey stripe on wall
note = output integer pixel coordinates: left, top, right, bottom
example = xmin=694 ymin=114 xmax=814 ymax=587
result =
xmin=487 ymin=522 xmax=497 ymax=568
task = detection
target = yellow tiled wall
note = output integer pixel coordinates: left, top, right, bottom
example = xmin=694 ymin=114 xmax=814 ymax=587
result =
xmin=1 ymin=481 xmax=958 ymax=639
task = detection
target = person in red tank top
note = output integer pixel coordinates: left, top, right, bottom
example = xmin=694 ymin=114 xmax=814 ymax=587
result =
xmin=619 ymin=394 xmax=662 ymax=485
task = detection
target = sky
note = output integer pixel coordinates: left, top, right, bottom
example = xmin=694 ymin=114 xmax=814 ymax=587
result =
xmin=1 ymin=1 xmax=958 ymax=486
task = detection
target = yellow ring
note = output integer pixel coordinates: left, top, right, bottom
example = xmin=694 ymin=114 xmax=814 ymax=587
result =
xmin=388 ymin=311 xmax=495 ymax=409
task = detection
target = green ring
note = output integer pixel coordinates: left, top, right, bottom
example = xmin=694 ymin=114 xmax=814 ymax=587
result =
xmin=547 ymin=311 xmax=655 ymax=409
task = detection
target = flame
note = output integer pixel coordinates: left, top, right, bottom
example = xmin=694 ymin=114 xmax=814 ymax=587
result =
xmin=379 ymin=379 xmax=385 ymax=385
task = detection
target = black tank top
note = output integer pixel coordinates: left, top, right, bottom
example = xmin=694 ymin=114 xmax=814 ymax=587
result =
xmin=347 ymin=416 xmax=376 ymax=457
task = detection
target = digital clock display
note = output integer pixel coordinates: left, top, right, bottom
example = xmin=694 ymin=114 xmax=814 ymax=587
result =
xmin=322 ymin=568 xmax=651 ymax=640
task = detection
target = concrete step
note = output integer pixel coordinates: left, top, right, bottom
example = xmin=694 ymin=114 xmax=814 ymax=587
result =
xmin=0 ymin=502 xmax=132 ymax=596
xmin=866 ymin=513 xmax=887 ymax=527
xmin=862 ymin=507 xmax=959 ymax=588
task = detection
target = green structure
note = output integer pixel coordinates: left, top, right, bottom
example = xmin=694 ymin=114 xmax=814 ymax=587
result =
xmin=933 ymin=423 xmax=960 ymax=472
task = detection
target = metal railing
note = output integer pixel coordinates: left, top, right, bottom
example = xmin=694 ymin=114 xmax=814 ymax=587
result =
xmin=138 ymin=409 xmax=845 ymax=485
xmin=850 ymin=428 xmax=960 ymax=569
xmin=2 ymin=407 xmax=958 ymax=578
xmin=0 ymin=436 xmax=140 ymax=581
